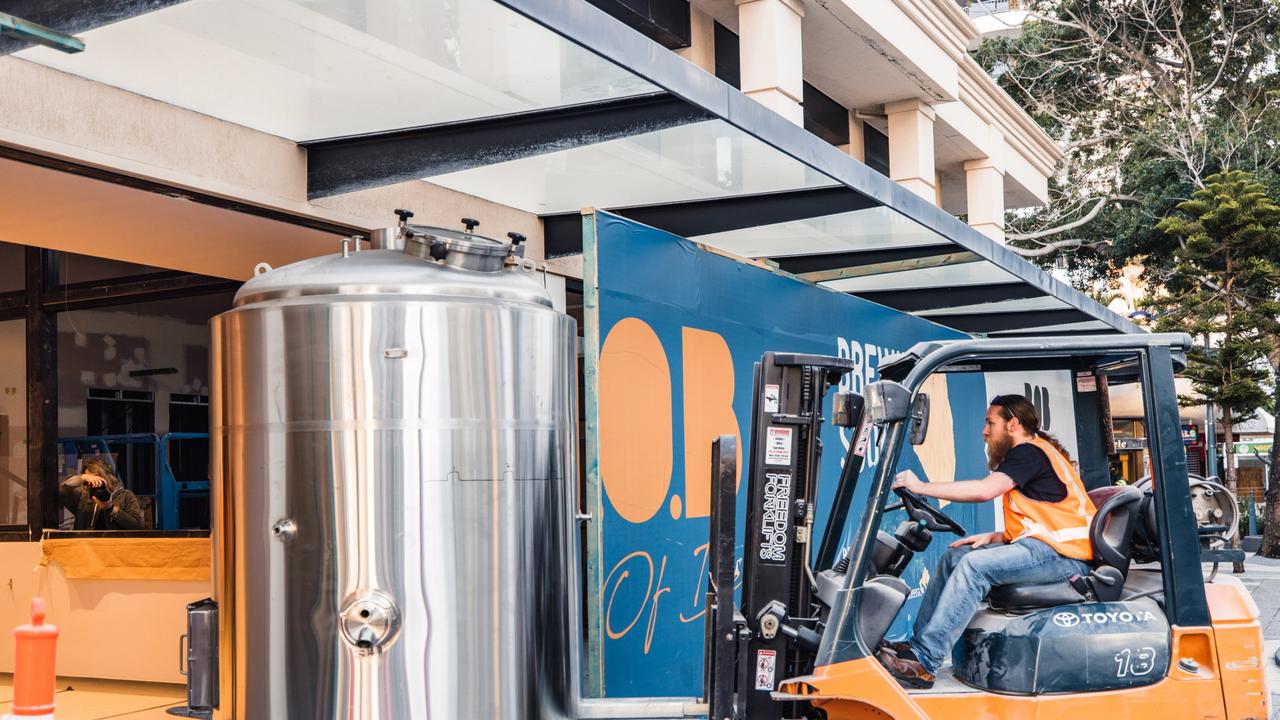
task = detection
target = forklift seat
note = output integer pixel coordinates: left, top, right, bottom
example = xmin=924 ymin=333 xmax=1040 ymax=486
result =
xmin=987 ymin=486 xmax=1144 ymax=611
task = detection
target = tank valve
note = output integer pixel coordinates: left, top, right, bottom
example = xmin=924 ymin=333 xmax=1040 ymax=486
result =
xmin=340 ymin=593 xmax=400 ymax=656
xmin=270 ymin=519 xmax=296 ymax=541
xmin=461 ymin=217 xmax=480 ymax=233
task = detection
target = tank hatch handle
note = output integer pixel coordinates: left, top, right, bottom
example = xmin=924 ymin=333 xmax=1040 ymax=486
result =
xmin=461 ymin=217 xmax=480 ymax=232
xmin=506 ymin=232 xmax=527 ymax=259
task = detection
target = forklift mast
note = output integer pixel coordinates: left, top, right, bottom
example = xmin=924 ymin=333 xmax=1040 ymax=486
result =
xmin=705 ymin=352 xmax=863 ymax=720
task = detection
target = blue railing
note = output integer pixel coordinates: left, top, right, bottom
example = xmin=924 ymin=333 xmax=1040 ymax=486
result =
xmin=58 ymin=432 xmax=209 ymax=531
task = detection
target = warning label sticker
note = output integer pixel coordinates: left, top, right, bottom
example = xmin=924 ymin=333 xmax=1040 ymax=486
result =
xmin=1076 ymin=371 xmax=1098 ymax=392
xmin=763 ymin=384 xmax=780 ymax=413
xmin=853 ymin=422 xmax=873 ymax=458
xmin=755 ymin=649 xmax=777 ymax=691
xmin=765 ymin=427 xmax=793 ymax=466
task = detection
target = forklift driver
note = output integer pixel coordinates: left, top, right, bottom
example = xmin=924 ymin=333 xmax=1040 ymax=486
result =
xmin=878 ymin=394 xmax=1097 ymax=689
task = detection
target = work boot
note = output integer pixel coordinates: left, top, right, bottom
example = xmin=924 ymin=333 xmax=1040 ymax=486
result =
xmin=878 ymin=640 xmax=913 ymax=658
xmin=877 ymin=648 xmax=935 ymax=690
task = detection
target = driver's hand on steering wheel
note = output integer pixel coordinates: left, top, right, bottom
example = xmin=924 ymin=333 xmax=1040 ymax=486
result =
xmin=948 ymin=531 xmax=1004 ymax=549
xmin=892 ymin=470 xmax=927 ymax=495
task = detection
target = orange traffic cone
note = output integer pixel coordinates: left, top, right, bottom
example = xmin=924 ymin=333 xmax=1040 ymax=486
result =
xmin=9 ymin=598 xmax=57 ymax=718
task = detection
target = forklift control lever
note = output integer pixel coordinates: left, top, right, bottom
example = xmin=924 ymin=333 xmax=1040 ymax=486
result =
xmin=755 ymin=601 xmax=821 ymax=652
xmin=757 ymin=601 xmax=787 ymax=640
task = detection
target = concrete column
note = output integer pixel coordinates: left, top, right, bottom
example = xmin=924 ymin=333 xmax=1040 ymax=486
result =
xmin=737 ymin=0 xmax=805 ymax=125
xmin=676 ymin=5 xmax=716 ymax=74
xmin=885 ymin=99 xmax=936 ymax=201
xmin=964 ymin=157 xmax=1006 ymax=243
xmin=839 ymin=112 xmax=865 ymax=161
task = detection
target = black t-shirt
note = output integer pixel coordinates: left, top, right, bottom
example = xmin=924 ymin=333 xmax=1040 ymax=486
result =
xmin=996 ymin=443 xmax=1067 ymax=502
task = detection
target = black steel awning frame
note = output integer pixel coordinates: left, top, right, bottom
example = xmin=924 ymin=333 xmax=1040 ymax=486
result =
xmin=484 ymin=0 xmax=1136 ymax=336
xmin=1 ymin=0 xmax=1137 ymax=336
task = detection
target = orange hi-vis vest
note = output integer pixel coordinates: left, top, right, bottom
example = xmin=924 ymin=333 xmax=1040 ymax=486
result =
xmin=1001 ymin=436 xmax=1097 ymax=561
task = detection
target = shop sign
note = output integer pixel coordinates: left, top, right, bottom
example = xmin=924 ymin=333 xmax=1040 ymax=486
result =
xmin=1233 ymin=440 xmax=1273 ymax=456
xmin=1181 ymin=424 xmax=1198 ymax=446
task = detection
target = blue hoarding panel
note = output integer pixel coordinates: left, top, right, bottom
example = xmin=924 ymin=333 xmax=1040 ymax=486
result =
xmin=588 ymin=213 xmax=992 ymax=697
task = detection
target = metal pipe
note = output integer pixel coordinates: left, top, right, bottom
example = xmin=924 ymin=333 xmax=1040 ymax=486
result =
xmin=368 ymin=227 xmax=403 ymax=251
xmin=577 ymin=698 xmax=708 ymax=718
xmin=1204 ymin=336 xmax=1219 ymax=479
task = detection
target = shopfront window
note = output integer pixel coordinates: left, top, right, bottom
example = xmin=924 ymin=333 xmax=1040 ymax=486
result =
xmin=57 ymin=293 xmax=229 ymax=531
xmin=0 ymin=318 xmax=27 ymax=526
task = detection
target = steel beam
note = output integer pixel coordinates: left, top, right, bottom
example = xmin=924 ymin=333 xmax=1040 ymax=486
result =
xmin=304 ymin=92 xmax=714 ymax=199
xmin=0 ymin=1 xmax=188 ymax=55
xmin=918 ymin=308 xmax=1095 ymax=334
xmin=797 ymin=251 xmax=979 ymax=283
xmin=851 ymin=282 xmax=1043 ymax=313
xmin=25 ymin=247 xmax=58 ymax=538
xmin=982 ymin=328 xmax=1118 ymax=339
xmin=492 ymin=0 xmax=1139 ymax=335
xmin=42 ymin=270 xmax=240 ymax=312
xmin=0 ymin=12 xmax=83 ymax=53
xmin=770 ymin=243 xmax=955 ymax=275
xmin=542 ymin=186 xmax=876 ymax=257
xmin=582 ymin=0 xmax=690 ymax=49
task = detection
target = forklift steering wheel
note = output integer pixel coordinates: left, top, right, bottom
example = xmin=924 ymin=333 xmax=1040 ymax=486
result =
xmin=892 ymin=487 xmax=966 ymax=536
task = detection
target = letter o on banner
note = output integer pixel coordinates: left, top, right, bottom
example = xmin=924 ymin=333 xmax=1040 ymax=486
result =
xmin=599 ymin=318 xmax=673 ymax=523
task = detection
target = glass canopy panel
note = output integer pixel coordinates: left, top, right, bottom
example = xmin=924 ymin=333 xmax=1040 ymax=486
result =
xmin=820 ymin=260 xmax=1020 ymax=293
xmin=918 ymin=296 xmax=1072 ymax=316
xmin=427 ymin=118 xmax=834 ymax=214
xmin=691 ymin=206 xmax=945 ymax=259
xmin=16 ymin=0 xmax=657 ymax=141
xmin=988 ymin=320 xmax=1113 ymax=334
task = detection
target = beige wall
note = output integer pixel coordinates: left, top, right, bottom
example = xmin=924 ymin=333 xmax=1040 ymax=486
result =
xmin=0 ymin=58 xmax=547 ymax=265
xmin=0 ymin=542 xmax=208 ymax=684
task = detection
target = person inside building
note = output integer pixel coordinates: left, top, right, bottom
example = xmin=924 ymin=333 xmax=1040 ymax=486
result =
xmin=58 ymin=458 xmax=145 ymax=530
xmin=878 ymin=394 xmax=1097 ymax=689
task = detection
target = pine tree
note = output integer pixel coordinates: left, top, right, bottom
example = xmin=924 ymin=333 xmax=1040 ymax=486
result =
xmin=1153 ymin=171 xmax=1280 ymax=564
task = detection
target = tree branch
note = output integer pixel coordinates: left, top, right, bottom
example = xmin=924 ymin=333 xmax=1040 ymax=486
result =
xmin=1005 ymin=238 xmax=1107 ymax=258
xmin=1006 ymin=194 xmax=1140 ymax=242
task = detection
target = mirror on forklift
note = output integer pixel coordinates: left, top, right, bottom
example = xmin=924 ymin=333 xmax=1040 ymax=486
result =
xmin=865 ymin=380 xmax=911 ymax=424
xmin=908 ymin=393 xmax=930 ymax=446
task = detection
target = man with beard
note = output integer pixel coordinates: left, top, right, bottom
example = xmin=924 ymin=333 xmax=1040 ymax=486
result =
xmin=877 ymin=394 xmax=1096 ymax=689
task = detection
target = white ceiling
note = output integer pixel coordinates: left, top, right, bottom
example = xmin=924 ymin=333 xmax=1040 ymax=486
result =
xmin=0 ymin=158 xmax=342 ymax=280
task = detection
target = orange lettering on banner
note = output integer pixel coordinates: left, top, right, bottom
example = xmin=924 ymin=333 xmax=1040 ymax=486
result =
xmin=681 ymin=327 xmax=741 ymax=518
xmin=599 ymin=318 xmax=673 ymax=523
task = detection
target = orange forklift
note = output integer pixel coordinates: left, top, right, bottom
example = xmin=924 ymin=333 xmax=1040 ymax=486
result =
xmin=702 ymin=333 xmax=1268 ymax=719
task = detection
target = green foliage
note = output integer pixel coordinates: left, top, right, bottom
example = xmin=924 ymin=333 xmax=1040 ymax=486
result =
xmin=974 ymin=1 xmax=1280 ymax=278
xmin=1152 ymin=171 xmax=1280 ymax=423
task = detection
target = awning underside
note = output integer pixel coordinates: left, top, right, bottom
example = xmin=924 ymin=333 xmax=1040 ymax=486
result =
xmin=6 ymin=0 xmax=1130 ymax=337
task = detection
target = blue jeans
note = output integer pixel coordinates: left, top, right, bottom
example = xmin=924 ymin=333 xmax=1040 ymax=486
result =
xmin=907 ymin=538 xmax=1089 ymax=674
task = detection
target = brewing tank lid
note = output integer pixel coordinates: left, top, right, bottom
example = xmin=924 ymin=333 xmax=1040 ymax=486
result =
xmin=416 ymin=226 xmax=510 ymax=256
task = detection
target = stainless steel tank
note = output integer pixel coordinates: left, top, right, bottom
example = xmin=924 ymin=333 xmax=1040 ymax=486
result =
xmin=210 ymin=219 xmax=580 ymax=719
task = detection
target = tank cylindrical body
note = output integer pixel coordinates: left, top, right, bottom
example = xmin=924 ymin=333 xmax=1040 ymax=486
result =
xmin=210 ymin=240 xmax=580 ymax=719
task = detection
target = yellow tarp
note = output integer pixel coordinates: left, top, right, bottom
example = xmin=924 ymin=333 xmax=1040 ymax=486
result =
xmin=38 ymin=538 xmax=211 ymax=581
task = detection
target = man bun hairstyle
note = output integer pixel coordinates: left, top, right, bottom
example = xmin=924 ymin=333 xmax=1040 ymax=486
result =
xmin=990 ymin=394 xmax=1071 ymax=461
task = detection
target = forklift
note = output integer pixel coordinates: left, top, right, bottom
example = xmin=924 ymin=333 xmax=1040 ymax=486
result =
xmin=702 ymin=333 xmax=1268 ymax=719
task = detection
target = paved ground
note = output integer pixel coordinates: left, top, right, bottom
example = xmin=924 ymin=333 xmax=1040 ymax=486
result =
xmin=1237 ymin=554 xmax=1280 ymax=718
xmin=0 ymin=674 xmax=184 ymax=718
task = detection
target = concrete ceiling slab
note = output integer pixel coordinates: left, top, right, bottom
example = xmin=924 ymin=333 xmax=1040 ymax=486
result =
xmin=0 ymin=157 xmax=343 ymax=281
